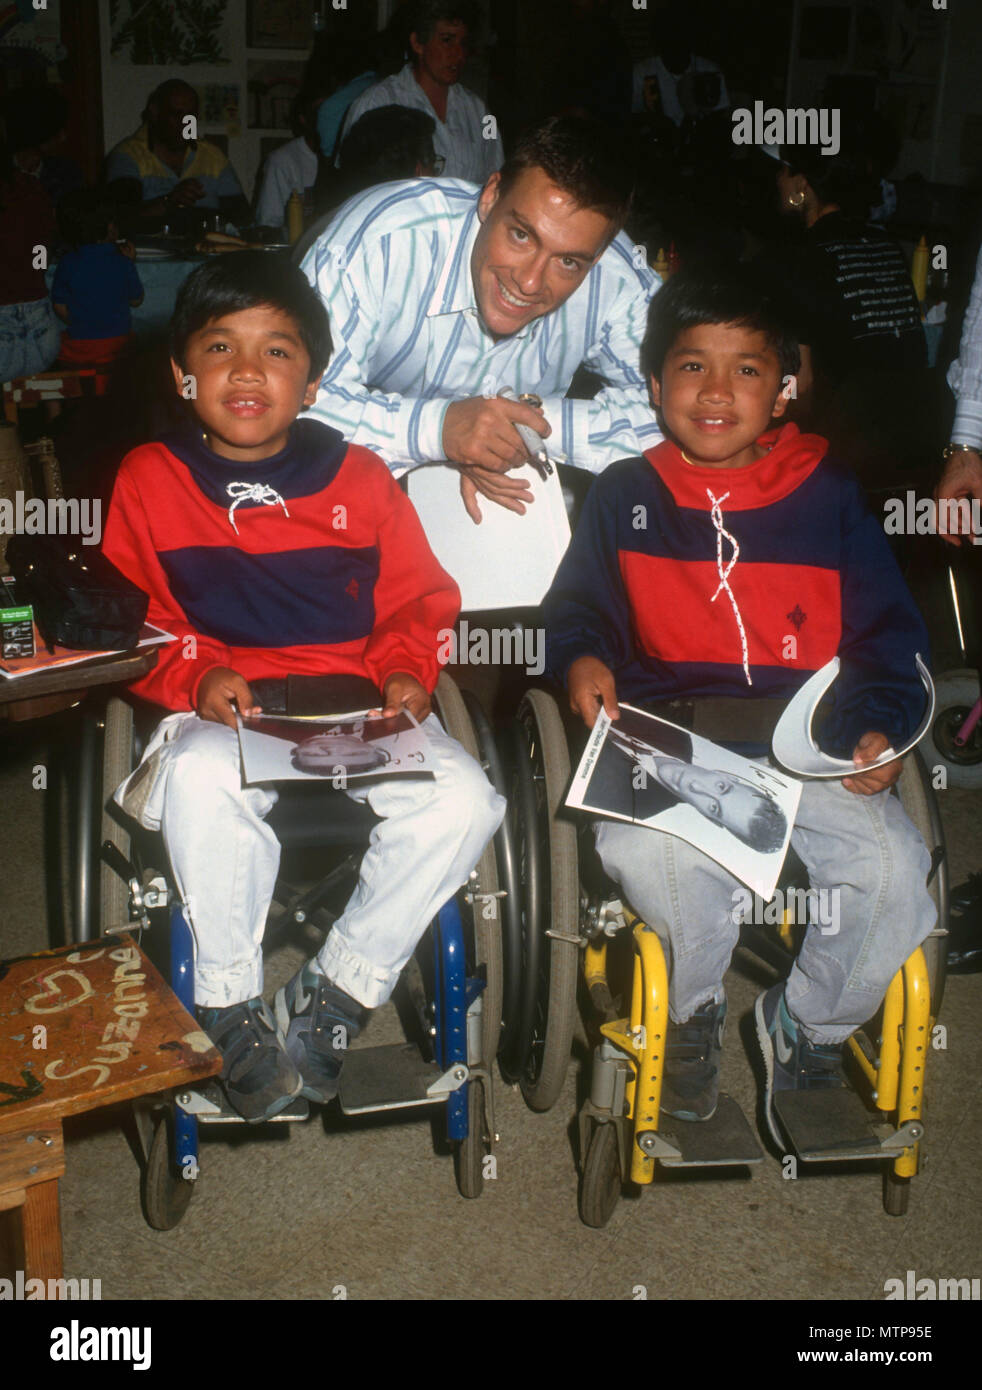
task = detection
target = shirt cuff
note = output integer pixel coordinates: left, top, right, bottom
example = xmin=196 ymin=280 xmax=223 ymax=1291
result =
xmin=950 ymin=400 xmax=982 ymax=450
xmin=407 ymin=397 xmax=451 ymax=464
xmin=540 ymin=395 xmax=590 ymax=469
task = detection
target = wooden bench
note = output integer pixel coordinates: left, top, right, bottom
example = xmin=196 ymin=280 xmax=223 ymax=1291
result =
xmin=0 ymin=935 xmax=221 ymax=1289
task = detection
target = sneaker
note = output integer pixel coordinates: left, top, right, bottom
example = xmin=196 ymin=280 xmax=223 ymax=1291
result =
xmin=196 ymin=997 xmax=303 ymax=1124
xmin=660 ymin=995 xmax=726 ymax=1122
xmin=753 ymin=983 xmax=847 ymax=1147
xmin=274 ymin=963 xmax=362 ymax=1103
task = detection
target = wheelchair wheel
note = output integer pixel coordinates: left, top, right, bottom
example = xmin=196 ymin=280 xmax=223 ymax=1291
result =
xmin=454 ymin=1077 xmax=490 ymax=1199
xmin=580 ymin=1120 xmax=622 ymax=1229
xmin=897 ymin=747 xmax=949 ymax=1015
xmin=141 ymin=1108 xmax=194 ymax=1231
xmin=431 ymin=674 xmax=503 ymax=1071
xmin=100 ymin=697 xmax=135 ymax=934
xmin=883 ymin=1170 xmax=910 ymax=1218
xmin=511 ymin=689 xmax=580 ymax=1113
xmin=462 ymin=690 xmax=522 ymax=1068
xmin=919 ymin=669 xmax=982 ymax=789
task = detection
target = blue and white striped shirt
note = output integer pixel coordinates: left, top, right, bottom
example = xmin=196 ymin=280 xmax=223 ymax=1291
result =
xmin=948 ymin=242 xmax=982 ymax=448
xmin=300 ymin=178 xmax=661 ymax=473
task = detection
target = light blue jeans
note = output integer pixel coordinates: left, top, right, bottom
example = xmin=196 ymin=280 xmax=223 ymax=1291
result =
xmin=0 ymin=299 xmax=60 ymax=382
xmin=594 ymin=775 xmax=936 ymax=1044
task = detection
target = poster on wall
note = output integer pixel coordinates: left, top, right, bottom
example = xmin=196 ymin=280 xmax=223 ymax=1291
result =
xmin=109 ymin=0 xmax=232 ymax=65
xmin=247 ymin=0 xmax=316 ymax=50
xmin=247 ymin=59 xmax=304 ymax=129
xmin=0 ymin=0 xmax=65 ymax=67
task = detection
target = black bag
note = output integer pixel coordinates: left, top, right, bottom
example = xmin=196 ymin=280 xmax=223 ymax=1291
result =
xmin=6 ymin=534 xmax=149 ymax=651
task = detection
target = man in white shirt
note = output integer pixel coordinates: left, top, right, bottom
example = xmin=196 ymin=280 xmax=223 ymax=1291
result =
xmin=631 ymin=13 xmax=728 ymax=127
xmin=253 ymin=96 xmax=320 ymax=234
xmin=938 ymin=241 xmax=982 ymax=538
xmin=339 ymin=0 xmax=502 ymax=186
xmin=301 ymin=114 xmax=659 ymax=521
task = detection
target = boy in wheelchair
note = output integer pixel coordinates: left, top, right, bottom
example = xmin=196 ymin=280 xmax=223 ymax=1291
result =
xmin=101 ymin=253 xmax=504 ymax=1123
xmin=543 ymin=266 xmax=936 ymax=1146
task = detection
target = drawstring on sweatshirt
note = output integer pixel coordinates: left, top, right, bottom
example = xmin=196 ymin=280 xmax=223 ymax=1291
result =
xmin=707 ymin=488 xmax=752 ymax=686
xmin=225 ymin=482 xmax=291 ymax=535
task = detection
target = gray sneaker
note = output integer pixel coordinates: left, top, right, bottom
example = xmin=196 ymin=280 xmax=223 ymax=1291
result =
xmin=660 ymin=995 xmax=726 ymax=1122
xmin=274 ymin=964 xmax=362 ymax=1103
xmin=196 ymin=997 xmax=303 ymax=1124
xmin=754 ymin=983 xmax=847 ymax=1147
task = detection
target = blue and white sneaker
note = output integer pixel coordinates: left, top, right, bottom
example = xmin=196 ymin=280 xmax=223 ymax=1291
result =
xmin=661 ymin=995 xmax=726 ymax=1122
xmin=196 ymin=997 xmax=303 ymax=1124
xmin=274 ymin=963 xmax=362 ymax=1104
xmin=753 ymin=983 xmax=847 ymax=1147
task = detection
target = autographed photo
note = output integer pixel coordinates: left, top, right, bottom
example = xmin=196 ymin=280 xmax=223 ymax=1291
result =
xmin=567 ymin=704 xmax=802 ymax=900
xmin=238 ymin=710 xmax=435 ymax=785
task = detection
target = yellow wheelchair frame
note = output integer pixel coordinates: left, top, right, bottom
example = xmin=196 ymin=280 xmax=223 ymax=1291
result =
xmin=579 ymin=912 xmax=932 ymax=1225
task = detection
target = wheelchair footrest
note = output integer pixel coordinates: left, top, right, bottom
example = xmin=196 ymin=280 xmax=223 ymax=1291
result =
xmin=338 ymin=1043 xmax=459 ymax=1115
xmin=188 ymin=1080 xmax=310 ymax=1124
xmin=774 ymin=1088 xmax=894 ymax=1161
xmin=658 ymin=1094 xmax=764 ymax=1167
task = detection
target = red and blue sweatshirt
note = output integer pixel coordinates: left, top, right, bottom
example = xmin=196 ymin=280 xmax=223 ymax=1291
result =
xmin=101 ymin=418 xmax=460 ymax=712
xmin=543 ymin=422 xmax=929 ymax=756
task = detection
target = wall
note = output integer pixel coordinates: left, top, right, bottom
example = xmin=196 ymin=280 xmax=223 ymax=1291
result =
xmin=97 ymin=0 xmax=384 ymax=208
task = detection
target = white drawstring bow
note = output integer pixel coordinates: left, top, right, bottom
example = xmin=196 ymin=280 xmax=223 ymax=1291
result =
xmin=706 ymin=488 xmax=752 ymax=686
xmin=225 ymin=482 xmax=291 ymax=535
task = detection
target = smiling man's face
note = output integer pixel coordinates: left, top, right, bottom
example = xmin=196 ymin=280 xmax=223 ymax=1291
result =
xmin=471 ymin=166 xmax=615 ymax=340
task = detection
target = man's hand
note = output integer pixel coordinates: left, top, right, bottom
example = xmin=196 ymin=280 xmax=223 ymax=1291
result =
xmin=381 ymin=671 xmax=431 ymax=721
xmin=169 ymin=177 xmax=206 ymax=208
xmin=841 ymin=731 xmax=902 ymax=795
xmin=568 ymin=656 xmax=620 ymax=729
xmin=458 ymin=467 xmax=535 ymax=523
xmin=443 ymin=395 xmax=550 ymax=472
xmin=116 ymin=239 xmax=137 ymax=260
xmin=196 ymin=666 xmax=261 ymax=729
xmin=935 ymin=448 xmax=982 ymax=546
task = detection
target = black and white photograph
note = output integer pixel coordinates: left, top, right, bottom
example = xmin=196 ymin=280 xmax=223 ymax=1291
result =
xmin=237 ymin=708 xmax=436 ymax=783
xmin=568 ymin=703 xmax=801 ymax=898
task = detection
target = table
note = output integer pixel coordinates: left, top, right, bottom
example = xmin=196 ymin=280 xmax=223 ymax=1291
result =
xmin=0 ymin=935 xmax=221 ymax=1288
xmin=0 ymin=648 xmax=158 ymax=939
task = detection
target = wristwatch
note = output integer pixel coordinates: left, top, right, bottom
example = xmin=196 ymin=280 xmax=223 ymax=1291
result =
xmin=942 ymin=443 xmax=980 ymax=460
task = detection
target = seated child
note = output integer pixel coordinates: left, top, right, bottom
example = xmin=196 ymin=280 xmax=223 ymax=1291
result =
xmin=102 ymin=252 xmax=504 ymax=1122
xmin=542 ymin=265 xmax=935 ymax=1143
xmin=51 ymin=189 xmax=143 ymax=367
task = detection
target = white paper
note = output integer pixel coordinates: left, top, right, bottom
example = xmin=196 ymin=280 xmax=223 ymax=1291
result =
xmin=238 ymin=710 xmax=435 ymax=785
xmin=771 ymin=655 xmax=935 ymax=779
xmin=407 ymin=461 xmax=571 ymax=610
xmin=567 ymin=704 xmax=802 ymax=901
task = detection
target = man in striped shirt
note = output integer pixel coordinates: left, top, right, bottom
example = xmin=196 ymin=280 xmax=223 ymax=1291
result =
xmin=300 ymin=115 xmax=661 ymax=521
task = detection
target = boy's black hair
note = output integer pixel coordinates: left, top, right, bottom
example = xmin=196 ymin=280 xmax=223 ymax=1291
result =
xmin=339 ymin=105 xmax=436 ymax=182
xmin=57 ymin=188 xmax=116 ymax=248
xmin=170 ymin=252 xmax=332 ymax=380
xmin=641 ymin=264 xmax=801 ymax=383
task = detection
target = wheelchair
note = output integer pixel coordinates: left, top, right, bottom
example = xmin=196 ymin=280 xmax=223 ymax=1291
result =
xmin=83 ymin=674 xmax=503 ymax=1229
xmin=492 ymin=685 xmax=949 ymax=1228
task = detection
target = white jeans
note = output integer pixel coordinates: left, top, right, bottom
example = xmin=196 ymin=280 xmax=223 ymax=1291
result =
xmin=115 ymin=712 xmax=505 ymax=1010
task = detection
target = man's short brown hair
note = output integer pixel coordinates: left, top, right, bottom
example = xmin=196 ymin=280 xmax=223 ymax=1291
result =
xmin=495 ymin=115 xmax=634 ymax=228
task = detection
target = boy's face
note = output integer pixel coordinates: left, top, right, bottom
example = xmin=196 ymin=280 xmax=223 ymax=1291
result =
xmin=170 ymin=305 xmax=320 ymax=463
xmin=650 ymin=321 xmax=789 ymax=469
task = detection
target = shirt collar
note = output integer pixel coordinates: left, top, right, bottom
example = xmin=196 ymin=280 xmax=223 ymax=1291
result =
xmin=426 ymin=194 xmax=544 ymax=341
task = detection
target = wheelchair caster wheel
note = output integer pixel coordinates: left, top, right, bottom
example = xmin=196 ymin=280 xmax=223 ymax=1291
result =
xmin=883 ymin=1170 xmax=911 ymax=1218
xmin=454 ymin=1078 xmax=490 ymax=1200
xmin=142 ymin=1110 xmax=195 ymax=1231
xmin=579 ymin=1121 xmax=622 ymax=1229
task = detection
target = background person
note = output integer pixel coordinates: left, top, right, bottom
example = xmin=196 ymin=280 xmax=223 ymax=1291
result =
xmin=0 ymin=137 xmax=60 ymax=383
xmin=338 ymin=0 xmax=503 ymax=185
xmin=253 ymin=92 xmax=321 ymax=236
xmin=105 ymin=79 xmax=251 ymax=233
xmin=51 ymin=189 xmax=144 ymax=368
